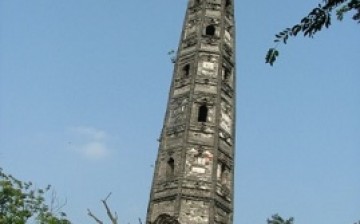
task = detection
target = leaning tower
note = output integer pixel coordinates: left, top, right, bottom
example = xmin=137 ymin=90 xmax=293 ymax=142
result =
xmin=146 ymin=0 xmax=236 ymax=223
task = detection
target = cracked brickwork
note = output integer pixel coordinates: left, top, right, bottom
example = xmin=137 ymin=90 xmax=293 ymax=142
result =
xmin=146 ymin=0 xmax=236 ymax=223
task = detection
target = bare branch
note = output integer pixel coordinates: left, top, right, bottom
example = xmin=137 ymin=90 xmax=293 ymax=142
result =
xmin=87 ymin=208 xmax=104 ymax=224
xmin=101 ymin=193 xmax=118 ymax=224
xmin=49 ymin=189 xmax=67 ymax=214
xmin=104 ymin=192 xmax=112 ymax=201
xmin=88 ymin=193 xmax=118 ymax=224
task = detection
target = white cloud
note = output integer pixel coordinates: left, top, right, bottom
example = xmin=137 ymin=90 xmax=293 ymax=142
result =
xmin=70 ymin=126 xmax=107 ymax=140
xmin=67 ymin=126 xmax=110 ymax=160
xmin=81 ymin=142 xmax=108 ymax=159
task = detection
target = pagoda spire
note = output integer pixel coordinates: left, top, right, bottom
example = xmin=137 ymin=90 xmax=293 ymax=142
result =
xmin=146 ymin=0 xmax=236 ymax=223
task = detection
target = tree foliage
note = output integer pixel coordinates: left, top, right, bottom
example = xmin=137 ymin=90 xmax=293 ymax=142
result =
xmin=267 ymin=214 xmax=294 ymax=224
xmin=266 ymin=0 xmax=360 ymax=66
xmin=0 ymin=168 xmax=71 ymax=224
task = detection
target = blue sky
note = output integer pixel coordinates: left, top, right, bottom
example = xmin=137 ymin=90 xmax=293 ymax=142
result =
xmin=0 ymin=0 xmax=359 ymax=224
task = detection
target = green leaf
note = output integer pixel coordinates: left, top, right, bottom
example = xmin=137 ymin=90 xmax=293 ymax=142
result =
xmin=265 ymin=48 xmax=279 ymax=66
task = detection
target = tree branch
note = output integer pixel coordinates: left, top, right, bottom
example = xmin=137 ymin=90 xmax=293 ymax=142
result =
xmin=266 ymin=0 xmax=360 ymax=65
xmin=87 ymin=193 xmax=118 ymax=224
xmin=87 ymin=208 xmax=104 ymax=224
xmin=101 ymin=192 xmax=118 ymax=224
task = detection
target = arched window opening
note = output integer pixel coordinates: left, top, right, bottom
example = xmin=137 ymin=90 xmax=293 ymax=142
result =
xmin=166 ymin=158 xmax=175 ymax=178
xmin=182 ymin=64 xmax=190 ymax=78
xmin=194 ymin=0 xmax=201 ymax=6
xmin=223 ymin=68 xmax=231 ymax=82
xmin=198 ymin=105 xmax=208 ymax=122
xmin=225 ymin=0 xmax=231 ymax=7
xmin=221 ymin=164 xmax=228 ymax=184
xmin=217 ymin=162 xmax=223 ymax=179
xmin=154 ymin=214 xmax=180 ymax=224
xmin=217 ymin=162 xmax=229 ymax=185
xmin=206 ymin=25 xmax=216 ymax=36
